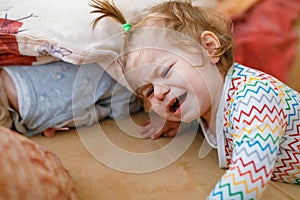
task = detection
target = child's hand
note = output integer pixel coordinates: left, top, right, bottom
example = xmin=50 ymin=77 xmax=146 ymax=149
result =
xmin=140 ymin=112 xmax=180 ymax=139
xmin=140 ymin=119 xmax=180 ymax=139
xmin=43 ymin=127 xmax=69 ymax=137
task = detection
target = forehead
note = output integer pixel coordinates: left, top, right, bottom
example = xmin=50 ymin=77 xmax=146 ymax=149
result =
xmin=127 ymin=48 xmax=168 ymax=69
xmin=124 ymin=49 xmax=165 ymax=91
xmin=124 ymin=27 xmax=199 ymax=63
xmin=121 ymin=28 xmax=205 ymax=91
xmin=124 ymin=27 xmax=204 ymax=67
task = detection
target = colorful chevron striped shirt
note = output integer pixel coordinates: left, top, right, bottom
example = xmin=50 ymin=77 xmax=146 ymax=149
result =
xmin=206 ymin=63 xmax=300 ymax=199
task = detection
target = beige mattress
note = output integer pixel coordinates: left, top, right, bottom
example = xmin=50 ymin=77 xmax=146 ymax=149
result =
xmin=32 ymin=111 xmax=300 ymax=200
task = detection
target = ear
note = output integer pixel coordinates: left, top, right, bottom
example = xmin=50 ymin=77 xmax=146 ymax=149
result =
xmin=200 ymin=31 xmax=221 ymax=64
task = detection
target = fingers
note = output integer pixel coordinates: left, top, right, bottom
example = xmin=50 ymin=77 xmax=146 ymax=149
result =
xmin=150 ymin=127 xmax=179 ymax=140
xmin=140 ymin=118 xmax=181 ymax=140
xmin=140 ymin=119 xmax=160 ymax=138
xmin=164 ymin=128 xmax=179 ymax=138
xmin=141 ymin=119 xmax=151 ymax=126
xmin=149 ymin=129 xmax=166 ymax=140
xmin=43 ymin=128 xmax=56 ymax=137
xmin=140 ymin=124 xmax=180 ymax=140
xmin=43 ymin=127 xmax=69 ymax=137
xmin=140 ymin=124 xmax=163 ymax=139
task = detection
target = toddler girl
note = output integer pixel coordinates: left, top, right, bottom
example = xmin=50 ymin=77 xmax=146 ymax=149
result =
xmin=90 ymin=0 xmax=300 ymax=199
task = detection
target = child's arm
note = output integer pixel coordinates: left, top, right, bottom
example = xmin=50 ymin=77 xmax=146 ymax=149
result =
xmin=208 ymin=79 xmax=286 ymax=199
xmin=140 ymin=111 xmax=180 ymax=139
xmin=141 ymin=119 xmax=181 ymax=139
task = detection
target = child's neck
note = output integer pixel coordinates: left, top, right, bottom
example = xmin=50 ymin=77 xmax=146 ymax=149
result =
xmin=200 ymin=64 xmax=227 ymax=134
xmin=201 ymin=109 xmax=216 ymax=135
xmin=201 ymin=83 xmax=224 ymax=135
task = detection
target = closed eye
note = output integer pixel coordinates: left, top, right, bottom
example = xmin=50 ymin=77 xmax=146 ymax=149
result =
xmin=146 ymin=86 xmax=154 ymax=97
xmin=161 ymin=63 xmax=175 ymax=78
xmin=140 ymin=84 xmax=154 ymax=98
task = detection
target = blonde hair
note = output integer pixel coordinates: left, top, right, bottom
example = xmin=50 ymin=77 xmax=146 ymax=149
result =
xmin=0 ymin=107 xmax=12 ymax=129
xmin=90 ymin=0 xmax=234 ymax=72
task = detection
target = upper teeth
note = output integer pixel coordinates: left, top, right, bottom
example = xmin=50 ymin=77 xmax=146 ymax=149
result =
xmin=172 ymin=98 xmax=178 ymax=106
xmin=170 ymin=98 xmax=179 ymax=112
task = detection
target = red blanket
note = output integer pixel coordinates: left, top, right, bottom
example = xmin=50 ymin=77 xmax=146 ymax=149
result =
xmin=0 ymin=17 xmax=36 ymax=65
xmin=233 ymin=0 xmax=300 ymax=82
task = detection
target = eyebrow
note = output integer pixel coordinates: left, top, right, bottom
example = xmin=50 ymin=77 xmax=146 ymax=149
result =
xmin=128 ymin=49 xmax=172 ymax=95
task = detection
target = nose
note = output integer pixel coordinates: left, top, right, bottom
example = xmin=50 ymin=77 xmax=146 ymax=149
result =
xmin=153 ymin=83 xmax=170 ymax=101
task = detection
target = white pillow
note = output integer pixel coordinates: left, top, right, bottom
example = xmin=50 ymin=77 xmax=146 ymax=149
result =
xmin=0 ymin=0 xmax=213 ymax=83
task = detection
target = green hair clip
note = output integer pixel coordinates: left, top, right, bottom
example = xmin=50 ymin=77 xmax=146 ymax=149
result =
xmin=122 ymin=22 xmax=131 ymax=32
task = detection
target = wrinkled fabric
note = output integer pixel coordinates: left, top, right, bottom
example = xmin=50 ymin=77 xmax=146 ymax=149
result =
xmin=233 ymin=0 xmax=300 ymax=82
xmin=3 ymin=61 xmax=141 ymax=136
xmin=207 ymin=63 xmax=300 ymax=199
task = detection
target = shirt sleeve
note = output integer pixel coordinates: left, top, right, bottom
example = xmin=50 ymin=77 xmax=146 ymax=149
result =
xmin=208 ymin=78 xmax=287 ymax=199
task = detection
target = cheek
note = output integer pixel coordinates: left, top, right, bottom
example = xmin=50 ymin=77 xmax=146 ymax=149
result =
xmin=189 ymin=77 xmax=211 ymax=104
xmin=196 ymin=85 xmax=210 ymax=102
xmin=150 ymin=104 xmax=167 ymax=119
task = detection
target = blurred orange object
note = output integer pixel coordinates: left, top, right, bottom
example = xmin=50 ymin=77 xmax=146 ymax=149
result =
xmin=231 ymin=0 xmax=300 ymax=82
xmin=217 ymin=0 xmax=260 ymax=16
xmin=0 ymin=126 xmax=77 ymax=200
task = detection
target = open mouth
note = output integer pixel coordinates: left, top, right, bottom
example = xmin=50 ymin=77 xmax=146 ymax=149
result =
xmin=169 ymin=92 xmax=187 ymax=113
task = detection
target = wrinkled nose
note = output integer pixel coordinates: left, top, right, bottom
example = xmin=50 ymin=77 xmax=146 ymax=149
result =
xmin=153 ymin=83 xmax=170 ymax=101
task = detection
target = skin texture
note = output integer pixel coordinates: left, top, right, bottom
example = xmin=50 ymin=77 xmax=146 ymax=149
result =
xmin=125 ymin=31 xmax=225 ymax=139
xmin=0 ymin=70 xmax=18 ymax=111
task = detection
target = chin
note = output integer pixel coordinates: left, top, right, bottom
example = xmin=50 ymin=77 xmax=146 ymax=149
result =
xmin=181 ymin=118 xmax=196 ymax=123
xmin=180 ymin=114 xmax=199 ymax=123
